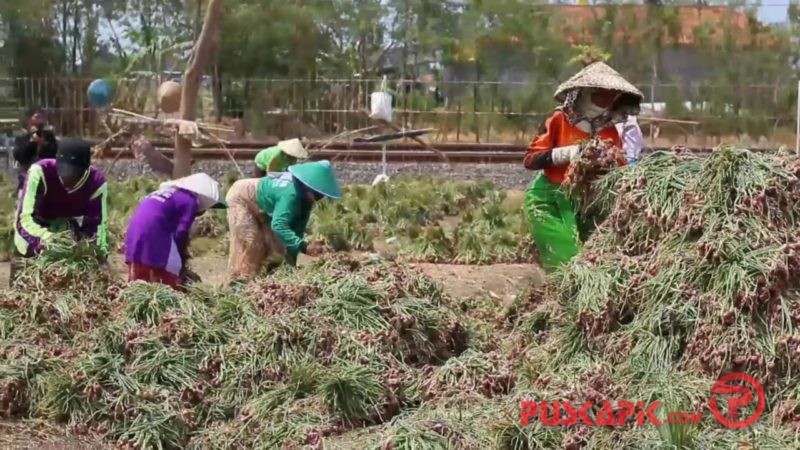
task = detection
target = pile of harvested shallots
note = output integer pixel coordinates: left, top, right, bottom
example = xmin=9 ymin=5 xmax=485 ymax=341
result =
xmin=517 ymin=146 xmax=800 ymax=447
xmin=5 ymin=147 xmax=800 ymax=448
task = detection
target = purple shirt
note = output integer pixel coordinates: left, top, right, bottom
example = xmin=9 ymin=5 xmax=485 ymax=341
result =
xmin=15 ymin=159 xmax=108 ymax=256
xmin=124 ymin=187 xmax=199 ymax=275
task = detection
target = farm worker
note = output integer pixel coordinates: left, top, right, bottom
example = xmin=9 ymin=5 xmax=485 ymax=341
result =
xmin=253 ymin=138 xmax=309 ymax=177
xmin=226 ymin=160 xmax=342 ymax=283
xmin=13 ymin=129 xmax=58 ymax=192
xmin=523 ymin=62 xmax=642 ymax=273
xmin=616 ymin=115 xmax=644 ymax=166
xmin=11 ymin=138 xmax=109 ymax=282
xmin=17 ymin=106 xmax=52 ymax=137
xmin=124 ymin=173 xmax=227 ymax=291
xmin=12 ymin=107 xmax=58 ymax=192
xmin=24 ymin=106 xmax=49 ymax=131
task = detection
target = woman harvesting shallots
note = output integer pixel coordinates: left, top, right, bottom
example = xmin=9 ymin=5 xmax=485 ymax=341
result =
xmin=225 ymin=160 xmax=342 ymax=283
xmin=124 ymin=173 xmax=227 ymax=290
xmin=523 ymin=62 xmax=643 ymax=272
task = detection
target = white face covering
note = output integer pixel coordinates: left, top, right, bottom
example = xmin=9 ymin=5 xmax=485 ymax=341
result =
xmin=577 ymin=89 xmax=609 ymax=120
xmin=575 ymin=120 xmax=592 ymax=134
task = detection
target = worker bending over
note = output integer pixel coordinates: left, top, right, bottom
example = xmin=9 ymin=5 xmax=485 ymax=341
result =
xmin=12 ymin=138 xmax=109 ymax=283
xmin=253 ymin=138 xmax=308 ymax=177
xmin=523 ymin=62 xmax=642 ymax=272
xmin=226 ymin=160 xmax=342 ymax=283
xmin=124 ymin=173 xmax=227 ymax=290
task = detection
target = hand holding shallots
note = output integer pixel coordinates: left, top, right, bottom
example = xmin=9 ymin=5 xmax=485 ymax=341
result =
xmin=563 ymin=138 xmax=626 ymax=212
xmin=303 ymin=240 xmax=327 ymax=257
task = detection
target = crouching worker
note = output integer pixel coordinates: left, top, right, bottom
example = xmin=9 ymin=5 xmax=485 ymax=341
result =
xmin=124 ymin=173 xmax=226 ymax=291
xmin=226 ymin=160 xmax=342 ymax=283
xmin=253 ymin=138 xmax=308 ymax=177
xmin=11 ymin=138 xmax=109 ymax=284
xmin=523 ymin=62 xmax=642 ymax=273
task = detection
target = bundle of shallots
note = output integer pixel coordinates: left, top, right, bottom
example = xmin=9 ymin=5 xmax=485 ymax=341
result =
xmin=563 ymin=138 xmax=626 ymax=213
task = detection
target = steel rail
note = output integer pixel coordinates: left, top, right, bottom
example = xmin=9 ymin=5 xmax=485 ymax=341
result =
xmin=95 ymin=148 xmax=523 ymax=163
xmin=89 ymin=140 xmax=776 ymax=164
xmin=87 ymin=138 xmax=777 ymax=152
xmin=87 ymin=139 xmax=527 ymax=152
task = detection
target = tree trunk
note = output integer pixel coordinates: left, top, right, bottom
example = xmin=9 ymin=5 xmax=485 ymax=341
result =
xmin=61 ymin=0 xmax=69 ymax=65
xmin=213 ymin=64 xmax=223 ymax=123
xmin=70 ymin=0 xmax=81 ymax=74
xmin=174 ymin=0 xmax=224 ymax=178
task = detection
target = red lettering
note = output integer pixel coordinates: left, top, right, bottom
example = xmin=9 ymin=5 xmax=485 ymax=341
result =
xmin=561 ymin=401 xmax=578 ymax=426
xmin=520 ymin=401 xmax=538 ymax=426
xmin=595 ymin=401 xmax=617 ymax=426
xmin=636 ymin=401 xmax=646 ymax=425
xmin=616 ymin=401 xmax=635 ymax=426
xmin=579 ymin=401 xmax=595 ymax=426
xmin=540 ymin=401 xmax=561 ymax=426
xmin=668 ymin=411 xmax=701 ymax=424
xmin=640 ymin=401 xmax=662 ymax=426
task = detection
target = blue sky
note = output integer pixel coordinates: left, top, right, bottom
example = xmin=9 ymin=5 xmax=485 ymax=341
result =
xmin=759 ymin=4 xmax=788 ymax=23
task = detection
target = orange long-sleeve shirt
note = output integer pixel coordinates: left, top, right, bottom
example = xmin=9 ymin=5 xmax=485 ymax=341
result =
xmin=523 ymin=110 xmax=623 ymax=184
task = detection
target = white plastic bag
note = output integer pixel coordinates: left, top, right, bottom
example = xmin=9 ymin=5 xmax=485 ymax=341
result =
xmin=369 ymin=76 xmax=393 ymax=122
xmin=371 ymin=173 xmax=390 ymax=186
xmin=370 ymin=92 xmax=392 ymax=122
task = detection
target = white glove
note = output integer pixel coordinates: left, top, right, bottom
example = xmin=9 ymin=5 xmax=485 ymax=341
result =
xmin=551 ymin=145 xmax=581 ymax=165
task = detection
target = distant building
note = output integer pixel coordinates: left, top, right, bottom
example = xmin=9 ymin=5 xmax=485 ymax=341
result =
xmin=442 ymin=5 xmax=770 ymax=103
xmin=555 ymin=5 xmax=768 ymax=92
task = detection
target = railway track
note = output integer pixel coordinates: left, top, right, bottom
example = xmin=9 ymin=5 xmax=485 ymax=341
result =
xmin=88 ymin=139 xmax=764 ymax=164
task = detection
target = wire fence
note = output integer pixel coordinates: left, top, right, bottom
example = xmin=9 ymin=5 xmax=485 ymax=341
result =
xmin=0 ymin=76 xmax=796 ymax=146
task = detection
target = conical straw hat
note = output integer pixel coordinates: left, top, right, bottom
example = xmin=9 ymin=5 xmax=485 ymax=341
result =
xmin=160 ymin=173 xmax=226 ymax=211
xmin=278 ymin=138 xmax=309 ymax=159
xmin=554 ymin=62 xmax=643 ymax=102
xmin=288 ymin=160 xmax=342 ymax=199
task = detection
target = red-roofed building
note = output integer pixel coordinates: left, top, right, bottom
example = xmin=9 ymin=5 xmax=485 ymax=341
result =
xmin=552 ymin=5 xmax=766 ymax=47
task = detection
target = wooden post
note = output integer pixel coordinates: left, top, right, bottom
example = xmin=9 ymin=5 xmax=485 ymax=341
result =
xmin=796 ymin=79 xmax=800 ymax=156
xmin=174 ymin=0 xmax=224 ymax=178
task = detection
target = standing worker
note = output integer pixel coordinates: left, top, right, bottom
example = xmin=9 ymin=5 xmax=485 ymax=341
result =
xmin=253 ymin=138 xmax=308 ymax=177
xmin=523 ymin=62 xmax=642 ymax=272
xmin=24 ymin=107 xmax=49 ymax=132
xmin=226 ymin=160 xmax=342 ymax=283
xmin=12 ymin=138 xmax=109 ymax=283
xmin=124 ymin=173 xmax=226 ymax=290
xmin=12 ymin=107 xmax=58 ymax=192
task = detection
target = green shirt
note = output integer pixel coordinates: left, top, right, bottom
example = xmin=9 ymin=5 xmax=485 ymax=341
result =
xmin=255 ymin=174 xmax=312 ymax=263
xmin=254 ymin=146 xmax=293 ymax=172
